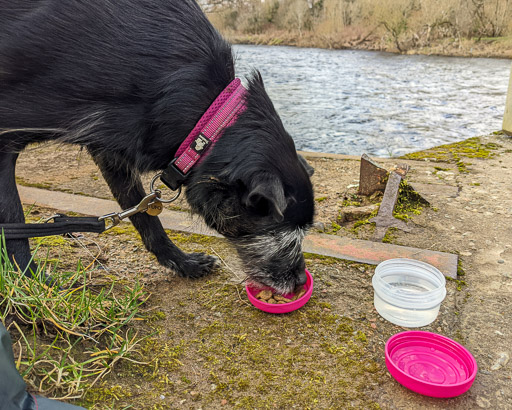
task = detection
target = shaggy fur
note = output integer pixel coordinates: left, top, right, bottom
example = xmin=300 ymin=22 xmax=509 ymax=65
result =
xmin=0 ymin=0 xmax=314 ymax=292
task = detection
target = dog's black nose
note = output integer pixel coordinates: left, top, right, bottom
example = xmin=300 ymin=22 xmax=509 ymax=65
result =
xmin=296 ymin=269 xmax=308 ymax=286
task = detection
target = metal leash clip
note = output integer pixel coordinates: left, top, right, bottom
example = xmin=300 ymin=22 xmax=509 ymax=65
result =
xmin=98 ymin=172 xmax=182 ymax=231
xmin=99 ymin=191 xmax=162 ymax=229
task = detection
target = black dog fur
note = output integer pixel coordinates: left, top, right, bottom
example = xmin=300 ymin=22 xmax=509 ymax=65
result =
xmin=0 ymin=0 xmax=314 ymax=293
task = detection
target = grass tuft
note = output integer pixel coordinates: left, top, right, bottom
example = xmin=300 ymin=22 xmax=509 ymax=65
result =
xmin=0 ymin=235 xmax=150 ymax=400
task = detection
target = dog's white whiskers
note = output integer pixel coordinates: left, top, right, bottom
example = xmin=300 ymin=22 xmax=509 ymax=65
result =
xmin=0 ymin=127 xmax=67 ymax=137
xmin=209 ymin=247 xmax=243 ymax=280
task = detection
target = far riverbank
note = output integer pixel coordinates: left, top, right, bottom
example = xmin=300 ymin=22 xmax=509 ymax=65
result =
xmin=225 ymin=30 xmax=512 ymax=59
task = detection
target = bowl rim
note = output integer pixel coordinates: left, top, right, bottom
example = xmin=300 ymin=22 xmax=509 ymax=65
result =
xmin=373 ymin=258 xmax=447 ymax=308
xmin=385 ymin=330 xmax=478 ymax=389
xmin=245 ymin=269 xmax=313 ymax=313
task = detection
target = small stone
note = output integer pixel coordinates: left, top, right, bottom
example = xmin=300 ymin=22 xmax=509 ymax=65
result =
xmin=190 ymin=391 xmax=199 ymax=396
xmin=476 ymin=396 xmax=491 ymax=408
xmin=370 ymin=323 xmax=377 ymax=329
xmin=160 ymin=395 xmax=165 ymax=400
xmin=312 ymin=222 xmax=326 ymax=232
xmin=339 ymin=204 xmax=379 ymax=222
xmin=498 ymin=259 xmax=505 ymax=264
xmin=491 ymin=352 xmax=509 ymax=371
xmin=460 ymin=251 xmax=472 ymax=256
xmin=221 ymin=399 xmax=228 ymax=406
xmin=495 ymin=330 xmax=504 ymax=336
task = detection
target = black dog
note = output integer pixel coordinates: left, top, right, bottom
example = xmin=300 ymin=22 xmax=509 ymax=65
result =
xmin=0 ymin=0 xmax=314 ymax=293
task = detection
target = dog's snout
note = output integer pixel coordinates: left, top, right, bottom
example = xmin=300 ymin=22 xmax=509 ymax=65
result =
xmin=296 ymin=268 xmax=308 ymax=286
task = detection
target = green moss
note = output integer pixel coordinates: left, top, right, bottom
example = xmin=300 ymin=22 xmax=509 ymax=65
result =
xmin=350 ymin=215 xmax=377 ymax=236
xmin=446 ymin=276 xmax=467 ymax=291
xmin=315 ymin=196 xmax=328 ymax=202
xmin=342 ymin=199 xmax=361 ymax=207
xmin=166 ymin=231 xmax=216 ymax=246
xmin=15 ymin=177 xmax=52 ymax=189
xmin=393 ymin=180 xmax=428 ymax=220
xmin=102 ymin=223 xmax=140 ymax=238
xmin=68 ymin=234 xmax=383 ymax=408
xmin=382 ymin=227 xmax=398 ymax=244
xmin=356 ymin=331 xmax=367 ymax=343
xmin=329 ymin=221 xmax=342 ymax=233
xmin=84 ymin=384 xmax=132 ymax=403
xmin=401 ymin=136 xmax=502 ymax=165
xmin=303 ymin=253 xmax=341 ymax=265
xmin=457 ymin=260 xmax=466 ymax=277
xmin=34 ymin=235 xmax=72 ymax=250
xmin=318 ymin=302 xmax=332 ymax=309
xmin=147 ymin=310 xmax=167 ymax=321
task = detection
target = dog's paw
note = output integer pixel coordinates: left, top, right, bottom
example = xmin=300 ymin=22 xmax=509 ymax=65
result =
xmin=165 ymin=252 xmax=221 ymax=279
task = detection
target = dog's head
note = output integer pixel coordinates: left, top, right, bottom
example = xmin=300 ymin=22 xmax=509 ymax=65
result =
xmin=185 ymin=73 xmax=315 ymax=293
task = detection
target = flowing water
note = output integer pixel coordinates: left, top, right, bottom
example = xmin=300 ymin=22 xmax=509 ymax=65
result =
xmin=234 ymin=44 xmax=511 ymax=157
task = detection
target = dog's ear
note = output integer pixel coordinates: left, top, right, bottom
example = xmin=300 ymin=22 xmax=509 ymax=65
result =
xmin=298 ymin=154 xmax=314 ymax=176
xmin=245 ymin=174 xmax=287 ymax=222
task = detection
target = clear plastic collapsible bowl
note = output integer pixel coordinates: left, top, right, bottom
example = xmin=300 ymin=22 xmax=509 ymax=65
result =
xmin=372 ymin=259 xmax=446 ymax=327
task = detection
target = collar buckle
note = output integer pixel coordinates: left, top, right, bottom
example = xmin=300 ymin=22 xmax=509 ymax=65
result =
xmin=160 ymin=158 xmax=187 ymax=191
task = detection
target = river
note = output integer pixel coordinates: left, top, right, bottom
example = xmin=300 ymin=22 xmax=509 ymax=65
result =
xmin=234 ymin=45 xmax=511 ymax=157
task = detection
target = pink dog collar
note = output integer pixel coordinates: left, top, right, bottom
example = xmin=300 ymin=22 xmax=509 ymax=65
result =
xmin=161 ymin=78 xmax=247 ymax=190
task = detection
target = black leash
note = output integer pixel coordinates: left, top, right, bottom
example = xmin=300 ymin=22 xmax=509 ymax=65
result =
xmin=1 ymin=173 xmax=181 ymax=240
xmin=0 ymin=214 xmax=106 ymax=239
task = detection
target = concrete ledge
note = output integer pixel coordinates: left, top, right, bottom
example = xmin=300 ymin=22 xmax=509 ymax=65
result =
xmin=18 ymin=185 xmax=458 ymax=278
xmin=304 ymin=234 xmax=458 ymax=279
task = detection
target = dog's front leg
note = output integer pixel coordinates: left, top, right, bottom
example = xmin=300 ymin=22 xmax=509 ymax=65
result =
xmin=0 ymin=153 xmax=37 ymax=275
xmin=90 ymin=152 xmax=219 ymax=278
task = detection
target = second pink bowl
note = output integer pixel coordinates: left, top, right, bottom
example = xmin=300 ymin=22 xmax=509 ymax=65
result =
xmin=385 ymin=331 xmax=477 ymax=398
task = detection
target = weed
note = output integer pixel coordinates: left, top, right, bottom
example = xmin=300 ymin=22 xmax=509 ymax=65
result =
xmin=0 ymin=236 xmax=149 ymax=400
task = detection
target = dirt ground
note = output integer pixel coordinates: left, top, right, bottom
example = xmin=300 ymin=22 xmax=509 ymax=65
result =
xmin=11 ymin=132 xmax=512 ymax=409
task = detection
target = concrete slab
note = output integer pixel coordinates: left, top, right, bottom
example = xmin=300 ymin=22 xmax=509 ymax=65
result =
xmin=303 ymin=234 xmax=458 ymax=279
xmin=18 ymin=185 xmax=458 ymax=278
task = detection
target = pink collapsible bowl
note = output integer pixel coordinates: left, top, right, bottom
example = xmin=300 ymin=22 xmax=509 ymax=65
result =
xmin=385 ymin=331 xmax=477 ymax=398
xmin=245 ymin=269 xmax=313 ymax=314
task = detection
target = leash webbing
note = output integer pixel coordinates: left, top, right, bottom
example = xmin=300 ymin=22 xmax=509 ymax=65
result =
xmin=0 ymin=215 xmax=106 ymax=240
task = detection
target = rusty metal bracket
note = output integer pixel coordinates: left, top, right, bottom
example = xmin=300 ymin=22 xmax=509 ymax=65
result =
xmin=370 ymin=171 xmax=411 ymax=240
xmin=358 ymin=154 xmax=388 ymax=196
